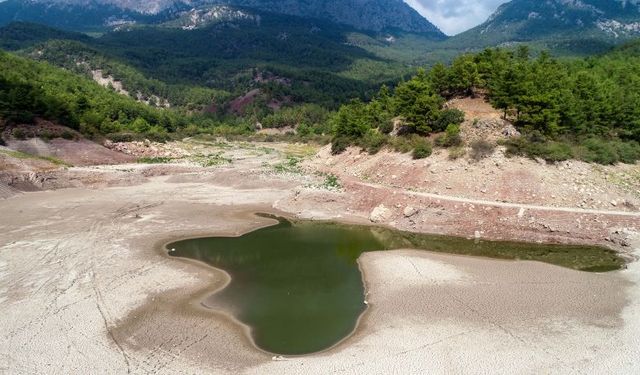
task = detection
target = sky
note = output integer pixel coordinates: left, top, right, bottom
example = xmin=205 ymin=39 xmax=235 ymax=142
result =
xmin=404 ymin=0 xmax=507 ymax=36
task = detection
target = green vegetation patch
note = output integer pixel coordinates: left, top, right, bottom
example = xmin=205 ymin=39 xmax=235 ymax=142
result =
xmin=273 ymin=156 xmax=303 ymax=174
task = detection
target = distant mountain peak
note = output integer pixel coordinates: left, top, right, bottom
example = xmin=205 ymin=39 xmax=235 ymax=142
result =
xmin=451 ymin=0 xmax=640 ymax=51
xmin=6 ymin=0 xmax=445 ymax=35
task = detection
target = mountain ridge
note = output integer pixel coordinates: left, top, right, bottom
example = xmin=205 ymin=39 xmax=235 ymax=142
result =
xmin=450 ymin=0 xmax=640 ymax=51
xmin=0 ymin=0 xmax=445 ymax=35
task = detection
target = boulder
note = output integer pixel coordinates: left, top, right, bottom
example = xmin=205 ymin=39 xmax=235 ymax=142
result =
xmin=403 ymin=205 xmax=418 ymax=217
xmin=369 ymin=204 xmax=391 ymax=223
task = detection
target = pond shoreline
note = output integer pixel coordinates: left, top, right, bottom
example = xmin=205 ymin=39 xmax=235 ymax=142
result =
xmin=151 ymin=210 xmax=628 ymax=358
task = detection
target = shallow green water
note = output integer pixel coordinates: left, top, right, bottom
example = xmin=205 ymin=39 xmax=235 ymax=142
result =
xmin=167 ymin=215 xmax=624 ymax=355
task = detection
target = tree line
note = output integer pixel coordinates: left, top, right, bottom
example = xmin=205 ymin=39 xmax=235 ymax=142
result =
xmin=329 ymin=43 xmax=640 ymax=164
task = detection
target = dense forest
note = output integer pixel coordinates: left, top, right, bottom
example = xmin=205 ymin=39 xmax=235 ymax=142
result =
xmin=1 ymin=18 xmax=639 ymax=164
xmin=0 ymin=50 xmax=332 ymax=142
xmin=0 ymin=50 xmax=187 ymax=140
xmin=0 ymin=20 xmax=410 ymax=111
xmin=330 ymin=43 xmax=640 ymax=164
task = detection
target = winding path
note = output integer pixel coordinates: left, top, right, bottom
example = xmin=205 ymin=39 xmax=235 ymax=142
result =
xmin=357 ymin=180 xmax=640 ymax=217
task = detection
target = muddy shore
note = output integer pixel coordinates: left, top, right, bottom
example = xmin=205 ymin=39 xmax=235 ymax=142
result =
xmin=0 ymin=158 xmax=638 ymax=373
xmin=1 ymin=138 xmax=639 ymax=373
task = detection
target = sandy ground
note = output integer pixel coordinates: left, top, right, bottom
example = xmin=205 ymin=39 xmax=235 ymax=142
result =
xmin=1 ymin=139 xmax=639 ymax=373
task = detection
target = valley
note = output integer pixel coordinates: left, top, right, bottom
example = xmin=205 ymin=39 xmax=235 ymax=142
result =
xmin=1 ymin=131 xmax=639 ymax=372
xmin=1 ymin=0 xmax=640 ymax=373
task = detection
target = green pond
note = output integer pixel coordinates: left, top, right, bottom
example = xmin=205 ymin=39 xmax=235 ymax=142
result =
xmin=167 ymin=215 xmax=624 ymax=355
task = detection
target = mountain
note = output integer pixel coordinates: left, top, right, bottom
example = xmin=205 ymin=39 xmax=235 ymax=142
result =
xmin=0 ymin=0 xmax=161 ymax=32
xmin=0 ymin=0 xmax=445 ymax=36
xmin=450 ymin=0 xmax=640 ymax=54
xmin=218 ymin=0 xmax=444 ymax=35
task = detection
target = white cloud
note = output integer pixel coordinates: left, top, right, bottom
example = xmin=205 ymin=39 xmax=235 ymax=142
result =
xmin=405 ymin=0 xmax=507 ymax=36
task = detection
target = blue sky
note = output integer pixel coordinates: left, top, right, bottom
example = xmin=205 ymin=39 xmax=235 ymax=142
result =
xmin=405 ymin=0 xmax=507 ymax=35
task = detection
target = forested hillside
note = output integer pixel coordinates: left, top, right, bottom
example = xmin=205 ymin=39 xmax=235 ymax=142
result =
xmin=0 ymin=17 xmax=426 ymax=113
xmin=331 ymin=42 xmax=640 ymax=164
xmin=0 ymin=50 xmax=333 ymax=141
xmin=0 ymin=51 xmax=187 ymax=139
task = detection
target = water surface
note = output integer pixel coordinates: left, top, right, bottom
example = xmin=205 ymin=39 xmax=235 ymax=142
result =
xmin=167 ymin=215 xmax=624 ymax=355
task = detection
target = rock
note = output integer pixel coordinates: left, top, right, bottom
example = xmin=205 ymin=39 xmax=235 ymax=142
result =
xmin=501 ymin=125 xmax=520 ymax=138
xmin=517 ymin=207 xmax=526 ymax=218
xmin=369 ymin=204 xmax=391 ymax=223
xmin=403 ymin=206 xmax=418 ymax=217
xmin=474 ymin=230 xmax=481 ymax=239
xmin=610 ymin=200 xmax=617 ymax=207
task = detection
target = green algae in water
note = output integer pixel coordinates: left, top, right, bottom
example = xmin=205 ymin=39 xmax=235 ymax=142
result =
xmin=167 ymin=215 xmax=625 ymax=355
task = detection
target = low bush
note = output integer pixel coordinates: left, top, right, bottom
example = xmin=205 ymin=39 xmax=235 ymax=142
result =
xmin=378 ymin=120 xmax=394 ymax=135
xmin=360 ymin=131 xmax=387 ymax=154
xmin=448 ymin=146 xmax=466 ymax=160
xmin=12 ymin=128 xmax=27 ymax=140
xmin=321 ymin=173 xmax=341 ymax=190
xmin=470 ymin=140 xmax=495 ymax=160
xmin=435 ymin=124 xmax=463 ymax=148
xmin=503 ymin=133 xmax=639 ymax=165
xmin=541 ymin=142 xmax=573 ymax=162
xmin=613 ymin=140 xmax=640 ymax=164
xmin=331 ymin=136 xmax=350 ymax=155
xmin=412 ymin=138 xmax=432 ymax=159
xmin=581 ymin=138 xmax=619 ymax=165
xmin=61 ymin=130 xmax=75 ymax=140
xmin=390 ymin=136 xmax=414 ymax=153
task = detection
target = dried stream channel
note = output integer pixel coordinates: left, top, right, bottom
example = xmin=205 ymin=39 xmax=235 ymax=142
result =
xmin=167 ymin=215 xmax=625 ymax=355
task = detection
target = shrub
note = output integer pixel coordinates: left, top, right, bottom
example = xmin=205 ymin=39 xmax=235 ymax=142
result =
xmin=390 ymin=136 xmax=414 ymax=153
xmin=61 ymin=130 xmax=75 ymax=140
xmin=321 ymin=173 xmax=341 ymax=190
xmin=470 ymin=140 xmax=495 ymax=160
xmin=0 ymin=136 xmax=5 ymax=146
xmin=412 ymin=138 xmax=432 ymax=159
xmin=331 ymin=136 xmax=350 ymax=155
xmin=448 ymin=146 xmax=466 ymax=160
xmin=378 ymin=120 xmax=394 ymax=135
xmin=433 ymin=109 xmax=465 ymax=132
xmin=12 ymin=128 xmax=27 ymax=140
xmin=435 ymin=124 xmax=462 ymax=148
xmin=360 ymin=131 xmax=387 ymax=154
xmin=613 ymin=140 xmax=640 ymax=164
xmin=541 ymin=142 xmax=573 ymax=162
xmin=581 ymin=138 xmax=619 ymax=165
xmin=40 ymin=130 xmax=54 ymax=141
